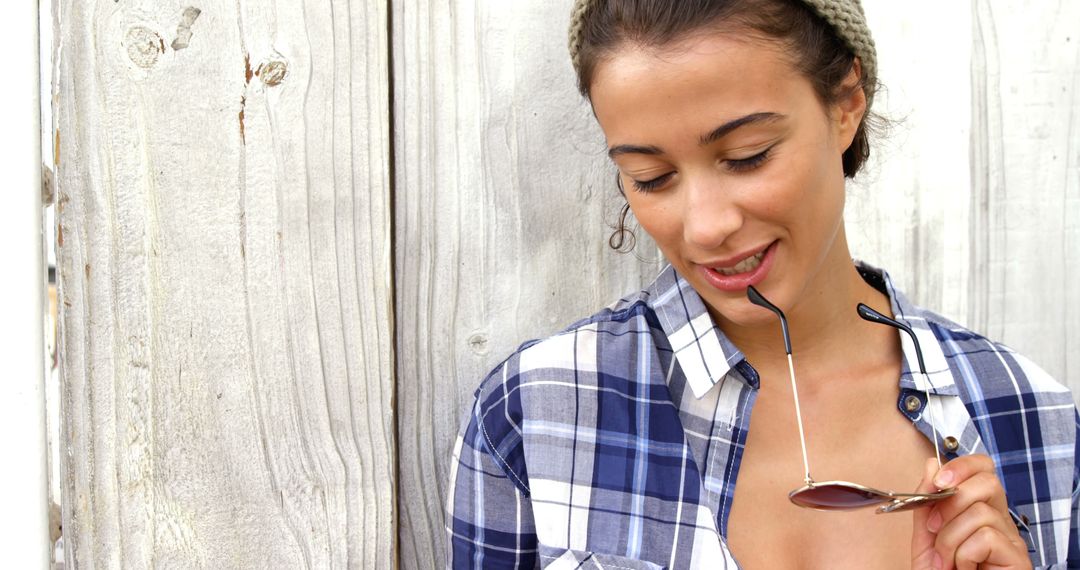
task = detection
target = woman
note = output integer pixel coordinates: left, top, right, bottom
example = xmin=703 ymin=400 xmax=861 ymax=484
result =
xmin=446 ymin=1 xmax=1078 ymax=568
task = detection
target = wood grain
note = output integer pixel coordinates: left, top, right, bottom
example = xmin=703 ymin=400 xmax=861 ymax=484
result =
xmin=54 ymin=0 xmax=394 ymax=567
xmin=967 ymin=0 xmax=1079 ymax=386
xmin=391 ymin=1 xmax=663 ymax=567
xmin=849 ymin=1 xmax=975 ymax=323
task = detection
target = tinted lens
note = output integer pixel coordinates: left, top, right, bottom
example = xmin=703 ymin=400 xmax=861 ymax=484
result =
xmin=789 ymin=484 xmax=887 ymax=510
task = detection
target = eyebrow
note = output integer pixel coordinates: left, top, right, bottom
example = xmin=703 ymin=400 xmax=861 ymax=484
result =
xmin=607 ymin=143 xmax=663 ymax=159
xmin=606 ymin=112 xmax=785 ymax=159
xmin=699 ymin=112 xmax=784 ymax=146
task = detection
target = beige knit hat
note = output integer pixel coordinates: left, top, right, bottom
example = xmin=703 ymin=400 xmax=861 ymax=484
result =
xmin=568 ymin=0 xmax=877 ymax=98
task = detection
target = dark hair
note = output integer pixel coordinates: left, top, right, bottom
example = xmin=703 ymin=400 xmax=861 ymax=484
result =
xmin=576 ymin=0 xmax=879 ymax=252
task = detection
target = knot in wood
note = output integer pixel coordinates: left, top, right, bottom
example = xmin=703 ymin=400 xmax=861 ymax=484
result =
xmin=125 ymin=26 xmax=165 ymax=68
xmin=259 ymin=60 xmax=288 ymax=86
xmin=467 ymin=333 xmax=489 ymax=355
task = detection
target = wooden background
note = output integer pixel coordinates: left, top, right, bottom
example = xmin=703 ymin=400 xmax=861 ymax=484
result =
xmin=53 ymin=0 xmax=1077 ymax=567
xmin=54 ymin=0 xmax=394 ymax=566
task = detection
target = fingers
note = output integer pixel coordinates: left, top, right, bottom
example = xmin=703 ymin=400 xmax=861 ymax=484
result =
xmin=911 ymin=458 xmax=943 ymax=570
xmin=932 ymin=502 xmax=1026 ymax=569
xmin=931 ymin=455 xmax=1004 ymax=508
xmin=951 ymin=526 xmax=1031 ymax=570
xmin=931 ymin=453 xmax=994 ymax=487
xmin=926 ymin=471 xmax=1009 ymax=532
xmin=924 ymin=454 xmax=1031 ymax=570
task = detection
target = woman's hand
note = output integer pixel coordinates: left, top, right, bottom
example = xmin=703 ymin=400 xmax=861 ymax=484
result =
xmin=910 ymin=455 xmax=1032 ymax=570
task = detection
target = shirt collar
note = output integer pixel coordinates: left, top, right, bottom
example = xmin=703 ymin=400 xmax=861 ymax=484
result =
xmin=868 ymin=262 xmax=960 ymax=397
xmin=646 ymin=262 xmax=961 ymax=399
xmin=645 ymin=265 xmax=744 ymax=399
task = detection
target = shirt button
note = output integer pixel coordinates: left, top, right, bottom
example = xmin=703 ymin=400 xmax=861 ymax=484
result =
xmin=943 ymin=436 xmax=960 ymax=452
xmin=903 ymin=394 xmax=922 ymax=412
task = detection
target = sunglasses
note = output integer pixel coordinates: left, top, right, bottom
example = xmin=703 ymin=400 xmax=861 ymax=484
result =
xmin=746 ymin=285 xmax=956 ymax=514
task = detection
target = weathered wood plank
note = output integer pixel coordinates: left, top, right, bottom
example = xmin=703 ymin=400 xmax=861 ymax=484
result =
xmin=965 ymin=0 xmax=1079 ymax=388
xmin=55 ymin=0 xmax=394 ymax=567
xmin=850 ymin=1 xmax=975 ymax=323
xmin=392 ymin=1 xmax=663 ymax=567
xmin=1065 ymin=31 xmax=1080 ymax=390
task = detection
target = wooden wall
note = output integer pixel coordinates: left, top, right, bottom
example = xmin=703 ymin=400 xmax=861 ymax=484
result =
xmin=55 ymin=0 xmax=1077 ymax=567
xmin=54 ymin=0 xmax=394 ymax=566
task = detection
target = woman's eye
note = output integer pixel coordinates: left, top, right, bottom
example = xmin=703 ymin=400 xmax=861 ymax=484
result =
xmin=631 ymin=172 xmax=674 ymax=193
xmin=726 ymin=147 xmax=772 ymax=173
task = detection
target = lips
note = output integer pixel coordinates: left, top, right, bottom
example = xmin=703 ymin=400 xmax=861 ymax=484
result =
xmin=697 ymin=241 xmax=777 ymax=292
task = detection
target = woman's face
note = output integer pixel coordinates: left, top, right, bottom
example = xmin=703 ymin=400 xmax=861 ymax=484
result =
xmin=589 ymin=31 xmax=865 ymax=327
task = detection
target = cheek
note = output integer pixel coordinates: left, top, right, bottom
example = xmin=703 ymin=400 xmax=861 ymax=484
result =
xmin=769 ymin=145 xmax=842 ymax=216
xmin=626 ymin=194 xmax=682 ymax=246
xmin=736 ymin=162 xmax=808 ymax=220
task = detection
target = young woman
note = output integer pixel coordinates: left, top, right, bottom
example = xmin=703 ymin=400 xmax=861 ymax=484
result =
xmin=446 ymin=1 xmax=1078 ymax=568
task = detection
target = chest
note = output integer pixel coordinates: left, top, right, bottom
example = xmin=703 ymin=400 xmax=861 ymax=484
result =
xmin=724 ymin=377 xmax=937 ymax=569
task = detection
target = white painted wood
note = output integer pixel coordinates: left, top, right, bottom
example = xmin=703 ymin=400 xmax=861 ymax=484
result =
xmin=966 ymin=0 xmax=1080 ymax=390
xmin=0 ymin=0 xmax=50 ymax=566
xmin=849 ymin=2 xmax=975 ymax=321
xmin=54 ymin=0 xmax=394 ymax=567
xmin=392 ymin=1 xmax=664 ymax=567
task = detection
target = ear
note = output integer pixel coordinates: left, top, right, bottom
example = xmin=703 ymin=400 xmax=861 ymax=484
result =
xmin=833 ymin=59 xmax=868 ymax=152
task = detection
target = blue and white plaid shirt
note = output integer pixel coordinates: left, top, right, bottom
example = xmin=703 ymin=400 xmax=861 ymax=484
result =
xmin=446 ymin=264 xmax=1080 ymax=569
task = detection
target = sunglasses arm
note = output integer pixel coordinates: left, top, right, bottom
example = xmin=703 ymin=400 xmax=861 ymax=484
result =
xmin=857 ymin=304 xmax=947 ymax=471
xmin=785 ymin=352 xmax=812 ymax=486
xmin=747 ymin=286 xmax=813 ymax=485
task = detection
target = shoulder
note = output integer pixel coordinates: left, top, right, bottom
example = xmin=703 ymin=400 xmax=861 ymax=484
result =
xmin=464 ymin=289 xmax=664 ymax=486
xmin=475 ymin=288 xmax=663 ymax=403
xmin=862 ymin=261 xmax=1072 ymax=406
xmin=888 ymin=295 xmax=1079 ymax=564
xmin=908 ymin=303 xmax=1071 ymax=404
xmin=904 ymin=303 xmax=1079 ymax=495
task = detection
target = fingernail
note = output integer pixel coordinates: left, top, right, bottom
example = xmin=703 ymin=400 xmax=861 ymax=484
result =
xmin=933 ymin=469 xmax=953 ymax=488
xmin=931 ymin=551 xmax=943 ymax=570
xmin=926 ymin=510 xmax=942 ymax=533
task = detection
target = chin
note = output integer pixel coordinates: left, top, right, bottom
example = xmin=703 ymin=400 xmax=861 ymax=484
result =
xmin=699 ymin=275 xmax=800 ymax=330
xmin=696 ymin=287 xmax=768 ymax=327
xmin=714 ymin=301 xmax=776 ymax=328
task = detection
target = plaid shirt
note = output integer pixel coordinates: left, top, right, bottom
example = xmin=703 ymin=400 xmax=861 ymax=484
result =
xmin=446 ymin=264 xmax=1080 ymax=569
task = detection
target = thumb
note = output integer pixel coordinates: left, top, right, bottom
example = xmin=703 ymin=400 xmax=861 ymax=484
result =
xmin=911 ymin=457 xmax=941 ymax=569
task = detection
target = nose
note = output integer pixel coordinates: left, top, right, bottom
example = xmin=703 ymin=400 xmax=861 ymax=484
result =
xmin=681 ymin=173 xmax=744 ymax=250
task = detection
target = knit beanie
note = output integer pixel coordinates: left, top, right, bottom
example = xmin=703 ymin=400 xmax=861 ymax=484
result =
xmin=567 ymin=0 xmax=877 ymax=100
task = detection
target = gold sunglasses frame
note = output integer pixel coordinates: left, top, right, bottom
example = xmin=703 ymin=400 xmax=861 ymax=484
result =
xmin=789 ymin=480 xmax=957 ymax=514
xmin=746 ymin=286 xmax=957 ymax=514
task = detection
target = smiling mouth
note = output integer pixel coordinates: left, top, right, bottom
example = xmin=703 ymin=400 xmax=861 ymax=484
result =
xmin=712 ymin=247 xmax=768 ymax=276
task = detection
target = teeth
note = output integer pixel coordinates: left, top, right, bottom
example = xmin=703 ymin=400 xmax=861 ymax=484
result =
xmin=714 ymin=250 xmax=765 ymax=276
